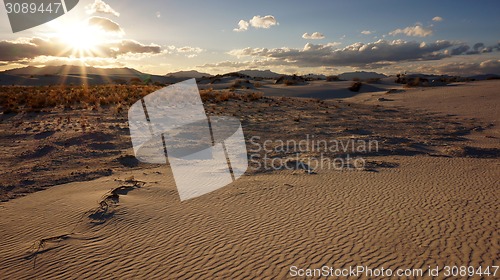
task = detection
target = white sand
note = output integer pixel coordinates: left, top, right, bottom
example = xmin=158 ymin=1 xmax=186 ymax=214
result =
xmin=0 ymin=80 xmax=498 ymax=279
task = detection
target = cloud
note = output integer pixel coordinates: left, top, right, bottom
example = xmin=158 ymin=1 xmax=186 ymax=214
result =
xmin=175 ymin=46 xmax=204 ymax=57
xmin=478 ymin=59 xmax=500 ymax=73
xmin=432 ymin=16 xmax=443 ymax=22
xmin=249 ymin=15 xmax=278 ymax=29
xmin=108 ymin=40 xmax=161 ymax=56
xmin=0 ymin=37 xmax=161 ymax=62
xmin=88 ymin=16 xmax=123 ymax=34
xmin=0 ymin=38 xmax=66 ymax=61
xmin=29 ymin=56 xmax=124 ymax=68
xmin=233 ymin=20 xmax=249 ymax=32
xmin=361 ymin=30 xmax=373 ymax=35
xmin=302 ymin=32 xmax=325 ymax=40
xmin=176 ymin=46 xmax=203 ymax=53
xmin=416 ymin=59 xmax=500 ymax=76
xmin=449 ymin=45 xmax=470 ymax=55
xmin=228 ymin=39 xmax=457 ymax=68
xmin=85 ymin=0 xmax=120 ymax=17
xmin=233 ymin=15 xmax=277 ymax=32
xmin=165 ymin=46 xmax=204 ymax=58
xmin=156 ymin=12 xmax=161 ymax=18
xmin=473 ymin=42 xmax=485 ymax=51
xmin=389 ymin=25 xmax=433 ymax=37
xmin=198 ymin=58 xmax=281 ymax=71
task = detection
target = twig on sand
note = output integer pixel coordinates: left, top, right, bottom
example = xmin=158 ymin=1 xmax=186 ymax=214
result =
xmin=28 ymin=234 xmax=70 ymax=268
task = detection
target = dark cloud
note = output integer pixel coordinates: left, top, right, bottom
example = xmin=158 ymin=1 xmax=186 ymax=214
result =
xmin=473 ymin=43 xmax=485 ymax=51
xmin=417 ymin=59 xmax=500 ymax=76
xmin=0 ymin=37 xmax=161 ymax=62
xmin=450 ymin=45 xmax=470 ymax=55
xmin=107 ymin=40 xmax=161 ymax=56
xmin=0 ymin=38 xmax=67 ymax=61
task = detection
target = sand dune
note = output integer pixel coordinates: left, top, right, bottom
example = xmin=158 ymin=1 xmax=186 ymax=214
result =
xmin=0 ymin=80 xmax=498 ymax=279
xmin=0 ymin=155 xmax=498 ymax=279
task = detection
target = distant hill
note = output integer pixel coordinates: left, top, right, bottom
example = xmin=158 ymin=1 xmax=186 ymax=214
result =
xmin=467 ymin=74 xmax=500 ymax=80
xmin=3 ymin=65 xmax=144 ymax=77
xmin=0 ymin=65 xmax=182 ymax=86
xmin=338 ymin=71 xmax=387 ymax=81
xmin=238 ymin=69 xmax=282 ymax=79
xmin=166 ymin=70 xmax=212 ymax=79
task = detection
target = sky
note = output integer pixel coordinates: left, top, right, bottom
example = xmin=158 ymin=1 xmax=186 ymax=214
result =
xmin=0 ymin=0 xmax=499 ymax=75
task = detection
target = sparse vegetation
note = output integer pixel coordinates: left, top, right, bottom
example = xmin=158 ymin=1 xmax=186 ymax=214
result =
xmin=348 ymin=81 xmax=363 ymax=92
xmin=275 ymin=74 xmax=305 ymax=86
xmin=366 ymin=77 xmax=381 ymax=84
xmin=229 ymin=79 xmax=243 ymax=91
xmin=199 ymin=89 xmax=264 ymax=103
xmin=0 ymin=85 xmax=160 ymax=114
xmin=326 ymin=75 xmax=340 ymax=81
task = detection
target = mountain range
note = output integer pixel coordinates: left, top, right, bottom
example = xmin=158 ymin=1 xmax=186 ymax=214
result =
xmin=0 ymin=65 xmax=497 ymax=86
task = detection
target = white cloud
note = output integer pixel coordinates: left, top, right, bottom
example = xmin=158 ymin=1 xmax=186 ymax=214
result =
xmin=227 ymin=39 xmax=456 ymax=68
xmin=234 ymin=15 xmax=277 ymax=32
xmin=85 ymin=0 xmax=120 ymax=17
xmin=249 ymin=15 xmax=278 ymax=29
xmin=361 ymin=30 xmax=372 ymax=35
xmin=166 ymin=46 xmax=205 ymax=57
xmin=176 ymin=46 xmax=204 ymax=53
xmin=302 ymin=32 xmax=325 ymax=40
xmin=156 ymin=12 xmax=161 ymax=18
xmin=389 ymin=25 xmax=433 ymax=37
xmin=233 ymin=20 xmax=249 ymax=32
xmin=432 ymin=16 xmax=443 ymax=22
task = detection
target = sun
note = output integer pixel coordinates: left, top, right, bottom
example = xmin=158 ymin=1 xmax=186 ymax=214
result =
xmin=56 ymin=23 xmax=105 ymax=57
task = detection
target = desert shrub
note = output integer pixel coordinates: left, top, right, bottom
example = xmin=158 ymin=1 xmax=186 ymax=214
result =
xmin=246 ymin=92 xmax=263 ymax=101
xmin=199 ymin=89 xmax=215 ymax=101
xmin=395 ymin=74 xmax=407 ymax=84
xmin=404 ymin=77 xmax=427 ymax=87
xmin=129 ymin=77 xmax=142 ymax=85
xmin=284 ymin=80 xmax=296 ymax=86
xmin=326 ymin=75 xmax=340 ymax=81
xmin=348 ymin=82 xmax=363 ymax=92
xmin=366 ymin=78 xmax=381 ymax=84
xmin=215 ymin=91 xmax=234 ymax=102
xmin=229 ymin=79 xmax=243 ymax=91
xmin=254 ymin=82 xmax=262 ymax=88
